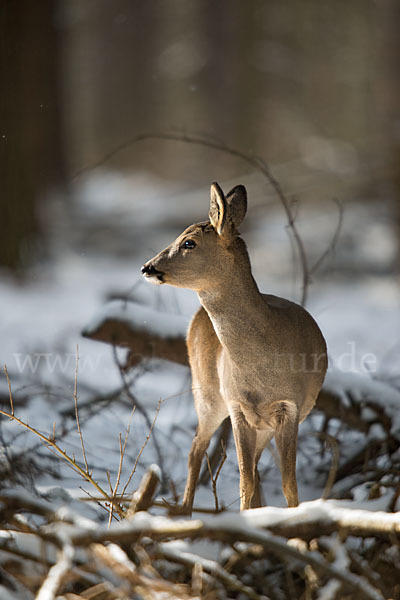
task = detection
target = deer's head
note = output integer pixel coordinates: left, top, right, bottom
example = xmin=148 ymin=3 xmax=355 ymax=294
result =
xmin=141 ymin=183 xmax=247 ymax=292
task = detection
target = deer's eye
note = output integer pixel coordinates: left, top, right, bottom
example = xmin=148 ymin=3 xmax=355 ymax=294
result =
xmin=182 ymin=239 xmax=196 ymax=250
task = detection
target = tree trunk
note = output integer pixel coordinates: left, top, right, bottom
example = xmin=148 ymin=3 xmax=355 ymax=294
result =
xmin=0 ymin=0 xmax=64 ymax=270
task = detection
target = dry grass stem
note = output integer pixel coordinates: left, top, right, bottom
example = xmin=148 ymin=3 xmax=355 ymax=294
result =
xmin=3 ymin=364 xmax=14 ymax=416
xmin=73 ymin=345 xmax=89 ymax=474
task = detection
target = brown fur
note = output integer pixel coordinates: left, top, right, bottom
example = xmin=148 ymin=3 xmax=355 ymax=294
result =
xmin=142 ymin=183 xmax=328 ymax=512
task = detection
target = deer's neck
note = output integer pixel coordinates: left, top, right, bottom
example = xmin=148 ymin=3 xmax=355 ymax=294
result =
xmin=197 ymin=242 xmax=268 ymax=357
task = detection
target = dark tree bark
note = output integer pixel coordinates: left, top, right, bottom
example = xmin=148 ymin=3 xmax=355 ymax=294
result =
xmin=0 ymin=0 xmax=65 ymax=270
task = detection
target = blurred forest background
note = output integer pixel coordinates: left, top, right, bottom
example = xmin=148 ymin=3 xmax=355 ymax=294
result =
xmin=2 ymin=2 xmax=400 ymax=598
xmin=1 ymin=0 xmax=400 ymax=272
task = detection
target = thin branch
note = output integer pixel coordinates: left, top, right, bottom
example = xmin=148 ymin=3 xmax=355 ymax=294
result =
xmin=156 ymin=543 xmax=268 ymax=600
xmin=59 ymin=506 xmax=386 ymax=599
xmin=79 ymin=486 xmax=120 ymax=521
xmin=108 ymin=422 xmax=132 ymax=527
xmin=0 ymin=540 xmax=54 ymax=567
xmin=0 ymin=492 xmax=56 ymax=518
xmin=0 ymin=407 xmax=123 ymax=517
xmin=108 ymin=408 xmax=136 ymax=526
xmin=67 ymin=500 xmax=400 ymax=546
xmin=77 ymin=491 xmax=131 ymax=503
xmin=77 ymin=493 xmax=223 ymax=515
xmin=200 ymin=418 xmax=230 ymax=485
xmin=112 ymin=345 xmax=165 ymax=477
xmin=73 ymin=345 xmax=89 ymax=474
xmin=121 ymin=397 xmax=162 ymax=497
xmin=92 ymin=542 xmax=193 ymax=598
xmin=214 ymin=440 xmax=227 ymax=484
xmin=107 ymin=469 xmax=115 ymax=527
xmin=206 ymin=440 xmax=227 ymax=512
xmin=314 ymin=433 xmax=340 ymax=500
xmin=106 ymin=470 xmax=113 ymax=496
xmin=72 ymin=131 xmax=311 ymax=305
xmin=310 ymin=198 xmax=344 ymax=275
xmin=36 ymin=543 xmax=73 ymax=600
xmin=3 ymin=364 xmax=14 ymax=416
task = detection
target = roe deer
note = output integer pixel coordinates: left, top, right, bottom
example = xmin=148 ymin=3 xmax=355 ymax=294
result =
xmin=142 ymin=183 xmax=327 ymax=512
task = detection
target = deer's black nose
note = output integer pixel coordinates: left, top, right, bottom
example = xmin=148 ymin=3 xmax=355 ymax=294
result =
xmin=141 ymin=264 xmax=153 ymax=275
xmin=141 ymin=264 xmax=163 ymax=278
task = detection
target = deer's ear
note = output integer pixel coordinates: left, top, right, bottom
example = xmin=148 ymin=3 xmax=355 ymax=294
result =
xmin=209 ymin=182 xmax=227 ymax=235
xmin=226 ymin=185 xmax=247 ymax=229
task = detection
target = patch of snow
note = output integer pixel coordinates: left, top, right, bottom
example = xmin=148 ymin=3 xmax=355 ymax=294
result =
xmin=368 ymin=423 xmax=387 ymax=441
xmin=323 ymin=369 xmax=400 ymax=437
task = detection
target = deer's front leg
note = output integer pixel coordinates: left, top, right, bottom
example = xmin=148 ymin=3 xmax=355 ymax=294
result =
xmin=181 ymin=426 xmax=212 ymax=514
xmin=182 ymin=405 xmax=227 ymax=515
xmin=230 ymin=407 xmax=257 ymax=511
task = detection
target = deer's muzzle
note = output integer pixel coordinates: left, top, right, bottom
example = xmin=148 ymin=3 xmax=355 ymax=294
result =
xmin=141 ymin=263 xmax=165 ymax=283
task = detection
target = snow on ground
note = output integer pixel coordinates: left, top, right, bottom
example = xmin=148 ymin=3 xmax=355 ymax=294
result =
xmin=0 ymin=170 xmax=399 ymax=520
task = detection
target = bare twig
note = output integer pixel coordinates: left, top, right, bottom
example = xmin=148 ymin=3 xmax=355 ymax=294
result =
xmin=116 ymin=411 xmax=134 ymax=493
xmin=0 ymin=492 xmax=56 ymax=518
xmin=122 ymin=398 xmax=163 ymax=497
xmin=92 ymin=542 xmax=193 ymax=599
xmin=73 ymin=345 xmax=89 ymax=474
xmin=214 ymin=440 xmax=227 ymax=485
xmin=77 ymin=491 xmax=130 ymax=503
xmin=310 ymin=198 xmax=344 ymax=275
xmin=108 ymin=408 xmax=136 ymax=526
xmin=3 ymin=364 xmax=14 ymax=416
xmin=106 ymin=470 xmax=115 ymax=526
xmin=56 ymin=506 xmax=386 ymax=599
xmin=206 ymin=440 xmax=227 ymax=512
xmin=348 ymin=548 xmax=387 ymax=596
xmin=0 ymin=538 xmax=54 ymax=566
xmin=1 ymin=368 xmax=127 ymax=519
xmin=388 ymin=484 xmax=400 ymax=513
xmin=78 ymin=486 xmax=120 ymax=522
xmin=200 ymin=417 xmax=230 ymax=485
xmin=66 ymin=500 xmax=400 ymax=547
xmin=36 ymin=543 xmax=73 ymax=600
xmin=156 ymin=543 xmax=268 ymax=600
xmin=1 ymin=492 xmax=396 ymax=599
xmin=112 ymin=345 xmax=165 ymax=478
xmin=314 ymin=433 xmax=340 ymax=500
xmin=0 ymin=407 xmax=123 ymax=517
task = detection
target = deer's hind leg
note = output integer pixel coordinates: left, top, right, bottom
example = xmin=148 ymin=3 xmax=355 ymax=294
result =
xmin=251 ymin=428 xmax=274 ymax=508
xmin=275 ymin=402 xmax=300 ymax=508
xmin=229 ymin=406 xmax=258 ymax=511
xmin=230 ymin=409 xmax=275 ymax=510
